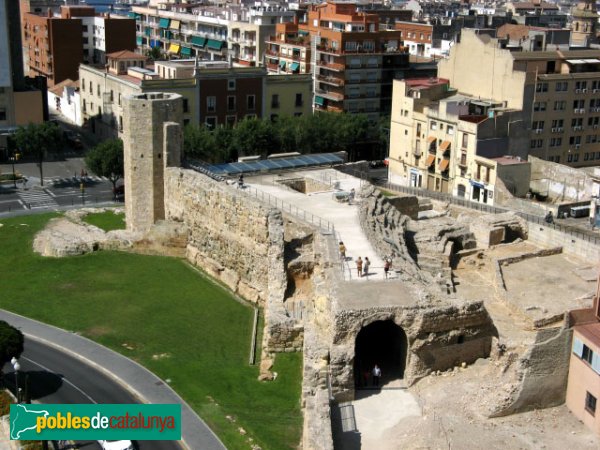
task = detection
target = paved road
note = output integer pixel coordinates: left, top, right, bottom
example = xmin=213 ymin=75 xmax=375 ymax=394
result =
xmin=3 ymin=338 xmax=180 ymax=450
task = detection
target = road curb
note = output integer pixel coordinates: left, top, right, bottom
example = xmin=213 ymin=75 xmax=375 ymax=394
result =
xmin=0 ymin=310 xmax=226 ymax=450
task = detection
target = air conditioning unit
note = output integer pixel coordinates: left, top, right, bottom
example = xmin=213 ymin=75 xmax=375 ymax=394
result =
xmin=595 ymin=89 xmax=599 ymax=93
xmin=575 ymin=144 xmax=581 ymax=149
xmin=558 ymin=127 xmax=564 ymax=132
xmin=594 ymin=125 xmax=599 ymax=129
xmin=576 ymin=89 xmax=582 ymax=93
xmin=535 ymin=129 xmax=543 ymax=134
xmin=574 ymin=109 xmax=580 ymax=114
xmin=552 ymin=127 xmax=558 ymax=132
xmin=575 ymin=126 xmax=582 ymax=131
xmin=583 ymin=89 xmax=588 ymax=93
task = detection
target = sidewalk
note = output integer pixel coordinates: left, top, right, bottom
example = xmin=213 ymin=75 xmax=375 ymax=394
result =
xmin=0 ymin=310 xmax=225 ymax=450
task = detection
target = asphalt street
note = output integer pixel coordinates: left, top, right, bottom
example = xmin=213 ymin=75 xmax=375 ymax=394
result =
xmin=3 ymin=338 xmax=181 ymax=450
xmin=0 ymin=157 xmax=119 ymax=214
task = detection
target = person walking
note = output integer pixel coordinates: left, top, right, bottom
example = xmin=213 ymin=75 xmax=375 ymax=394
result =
xmin=238 ymin=174 xmax=244 ymax=189
xmin=339 ymin=241 xmax=346 ymax=261
xmin=356 ymin=256 xmax=363 ymax=278
xmin=348 ymin=188 xmax=355 ymax=205
xmin=372 ymin=364 xmax=381 ymax=387
xmin=363 ymin=257 xmax=370 ymax=277
xmin=384 ymin=258 xmax=391 ymax=279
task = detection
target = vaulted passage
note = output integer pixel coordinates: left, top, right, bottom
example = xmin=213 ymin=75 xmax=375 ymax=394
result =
xmin=354 ymin=320 xmax=408 ymax=388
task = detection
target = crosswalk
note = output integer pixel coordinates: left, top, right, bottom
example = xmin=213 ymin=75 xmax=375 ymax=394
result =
xmin=46 ymin=175 xmax=109 ymax=185
xmin=17 ymin=189 xmax=59 ymax=210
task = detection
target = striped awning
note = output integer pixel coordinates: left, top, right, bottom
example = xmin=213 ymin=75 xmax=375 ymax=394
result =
xmin=159 ymin=18 xmax=170 ymax=28
xmin=181 ymin=46 xmax=192 ymax=56
xmin=170 ymin=20 xmax=181 ymax=30
xmin=168 ymin=44 xmax=180 ymax=54
xmin=136 ymin=36 xmax=143 ymax=45
xmin=144 ymin=27 xmax=151 ymax=36
xmin=439 ymin=141 xmax=451 ymax=151
xmin=425 ymin=155 xmax=435 ymax=167
xmin=279 ymin=60 xmax=286 ymax=69
xmin=191 ymin=36 xmax=206 ymax=47
xmin=290 ymin=62 xmax=300 ymax=71
xmin=427 ymin=136 xmax=436 ymax=144
xmin=439 ymin=159 xmax=449 ymax=171
xmin=207 ymin=39 xmax=224 ymax=51
xmin=315 ymin=96 xmax=325 ymax=106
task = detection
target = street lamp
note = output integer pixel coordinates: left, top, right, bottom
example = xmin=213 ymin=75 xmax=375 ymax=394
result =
xmin=10 ymin=357 xmax=21 ymax=402
xmin=10 ymin=151 xmax=20 ymax=189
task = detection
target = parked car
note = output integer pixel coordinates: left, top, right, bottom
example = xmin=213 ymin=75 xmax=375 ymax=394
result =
xmin=369 ymin=160 xmax=386 ymax=169
xmin=97 ymin=440 xmax=134 ymax=450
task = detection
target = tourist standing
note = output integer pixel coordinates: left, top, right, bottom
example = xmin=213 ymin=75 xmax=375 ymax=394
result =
xmin=356 ymin=256 xmax=363 ymax=278
xmin=372 ymin=364 xmax=381 ymax=387
xmin=363 ymin=257 xmax=370 ymax=277
xmin=384 ymin=258 xmax=391 ymax=279
xmin=339 ymin=242 xmax=346 ymax=261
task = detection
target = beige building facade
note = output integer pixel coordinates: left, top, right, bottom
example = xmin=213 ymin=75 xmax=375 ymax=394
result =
xmin=389 ymin=77 xmax=530 ymax=205
xmin=438 ymin=28 xmax=600 ymax=168
xmin=264 ymin=73 xmax=312 ymax=120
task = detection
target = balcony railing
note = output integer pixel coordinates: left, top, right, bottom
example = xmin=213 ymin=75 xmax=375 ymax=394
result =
xmin=315 ymin=88 xmax=344 ymax=101
xmin=317 ymin=60 xmax=344 ymax=71
xmin=317 ymin=74 xmax=344 ymax=87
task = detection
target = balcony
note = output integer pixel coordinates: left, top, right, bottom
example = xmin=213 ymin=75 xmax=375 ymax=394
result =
xmin=315 ymin=88 xmax=344 ymax=102
xmin=317 ymin=74 xmax=344 ymax=87
xmin=267 ymin=62 xmax=279 ymax=72
xmin=317 ymin=60 xmax=344 ymax=72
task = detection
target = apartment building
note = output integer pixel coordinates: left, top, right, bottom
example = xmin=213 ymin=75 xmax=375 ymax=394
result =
xmin=265 ymin=21 xmax=311 ymax=75
xmin=132 ymin=1 xmax=295 ymax=66
xmin=394 ymin=21 xmax=456 ymax=59
xmin=301 ymin=1 xmax=408 ymax=119
xmin=438 ymin=28 xmax=600 ymax=168
xmin=388 ymin=78 xmax=530 ymax=205
xmin=22 ymin=5 xmax=135 ymax=86
xmin=0 ymin=0 xmax=44 ymax=148
xmin=79 ymin=55 xmax=312 ymax=138
xmin=570 ymin=0 xmax=598 ymax=46
xmin=567 ymin=293 xmax=600 ymax=436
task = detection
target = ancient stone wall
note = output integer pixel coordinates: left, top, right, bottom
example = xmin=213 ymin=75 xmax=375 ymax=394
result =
xmin=528 ymin=222 xmax=600 ymax=261
xmin=329 ymin=299 xmax=495 ymax=399
xmin=490 ymin=326 xmax=572 ymax=417
xmin=164 ymin=167 xmax=283 ymax=306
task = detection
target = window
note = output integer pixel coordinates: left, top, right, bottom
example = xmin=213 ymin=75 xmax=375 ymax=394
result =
xmin=97 ymin=84 xmax=100 ymax=97
xmin=81 ymin=79 xmax=85 ymax=92
xmin=226 ymin=115 xmax=236 ymax=127
xmin=207 ymin=96 xmax=216 ymax=112
xmin=534 ymin=102 xmax=546 ymax=111
xmin=119 ymin=116 xmax=123 ymax=132
xmin=110 ymin=90 xmax=114 ymax=102
xmin=228 ymin=79 xmax=236 ymax=91
xmin=536 ymin=82 xmax=548 ymax=93
xmin=82 ymin=100 xmax=86 ymax=112
xmin=583 ymin=344 xmax=594 ymax=364
xmin=0 ymin=107 xmax=6 ymax=121
xmin=118 ymin=93 xmax=121 ymax=106
xmin=462 ymin=133 xmax=468 ymax=148
xmin=271 ymin=94 xmax=279 ymax=108
xmin=430 ymin=121 xmax=437 ymax=130
xmin=345 ymin=41 xmax=357 ymax=51
xmin=447 ymin=125 xmax=454 ymax=135
xmin=574 ymin=99 xmax=585 ymax=109
xmin=570 ymin=136 xmax=582 ymax=145
xmin=205 ymin=117 xmax=217 ymax=129
xmin=586 ymin=392 xmax=597 ymax=415
xmin=227 ymin=96 xmax=236 ymax=111
xmin=552 ymin=119 xmax=564 ymax=128
xmin=532 ymin=121 xmax=545 ymax=130
xmin=183 ymin=98 xmax=189 ymax=113
xmin=576 ymin=81 xmax=588 ymax=91
xmin=554 ymin=101 xmax=566 ymax=111
xmin=247 ymin=95 xmax=255 ymax=110
xmin=550 ymin=137 xmax=562 ymax=147
xmin=555 ymin=81 xmax=568 ymax=92
xmin=295 ymin=93 xmax=303 ymax=107
xmin=89 ymin=81 xmax=92 ymax=92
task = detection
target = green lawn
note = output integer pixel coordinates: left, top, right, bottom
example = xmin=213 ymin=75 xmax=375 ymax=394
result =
xmin=0 ymin=214 xmax=303 ymax=450
xmin=82 ymin=211 xmax=126 ymax=232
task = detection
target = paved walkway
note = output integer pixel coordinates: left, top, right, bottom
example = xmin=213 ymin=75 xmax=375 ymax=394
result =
xmin=0 ymin=310 xmax=225 ymax=450
xmin=247 ymin=168 xmax=385 ymax=281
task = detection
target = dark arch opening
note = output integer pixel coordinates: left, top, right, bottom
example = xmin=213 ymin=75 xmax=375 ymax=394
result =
xmin=354 ymin=320 xmax=407 ymax=389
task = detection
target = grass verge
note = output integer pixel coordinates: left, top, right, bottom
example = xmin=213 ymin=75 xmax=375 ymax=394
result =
xmin=0 ymin=214 xmax=302 ymax=450
xmin=82 ymin=211 xmax=126 ymax=232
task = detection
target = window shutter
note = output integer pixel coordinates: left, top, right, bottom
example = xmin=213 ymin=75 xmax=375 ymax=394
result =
xmin=593 ymin=352 xmax=600 ymax=375
xmin=573 ymin=337 xmax=584 ymax=357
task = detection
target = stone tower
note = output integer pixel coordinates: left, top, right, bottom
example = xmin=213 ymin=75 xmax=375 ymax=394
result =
xmin=122 ymin=92 xmax=183 ymax=232
xmin=571 ymin=0 xmax=599 ymax=46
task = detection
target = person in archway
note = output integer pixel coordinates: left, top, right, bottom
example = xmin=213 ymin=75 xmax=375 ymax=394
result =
xmin=372 ymin=364 xmax=381 ymax=387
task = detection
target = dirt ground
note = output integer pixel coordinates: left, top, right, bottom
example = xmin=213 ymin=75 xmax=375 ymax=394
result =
xmin=363 ymin=358 xmax=600 ymax=450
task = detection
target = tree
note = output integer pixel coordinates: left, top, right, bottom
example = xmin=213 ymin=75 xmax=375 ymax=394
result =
xmin=146 ymin=46 xmax=163 ymax=61
xmin=14 ymin=122 xmax=63 ymax=186
xmin=0 ymin=321 xmax=24 ymax=367
xmin=85 ymin=139 xmax=124 ymax=192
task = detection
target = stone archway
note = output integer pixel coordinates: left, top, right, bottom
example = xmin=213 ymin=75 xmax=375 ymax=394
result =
xmin=353 ymin=320 xmax=408 ymax=388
